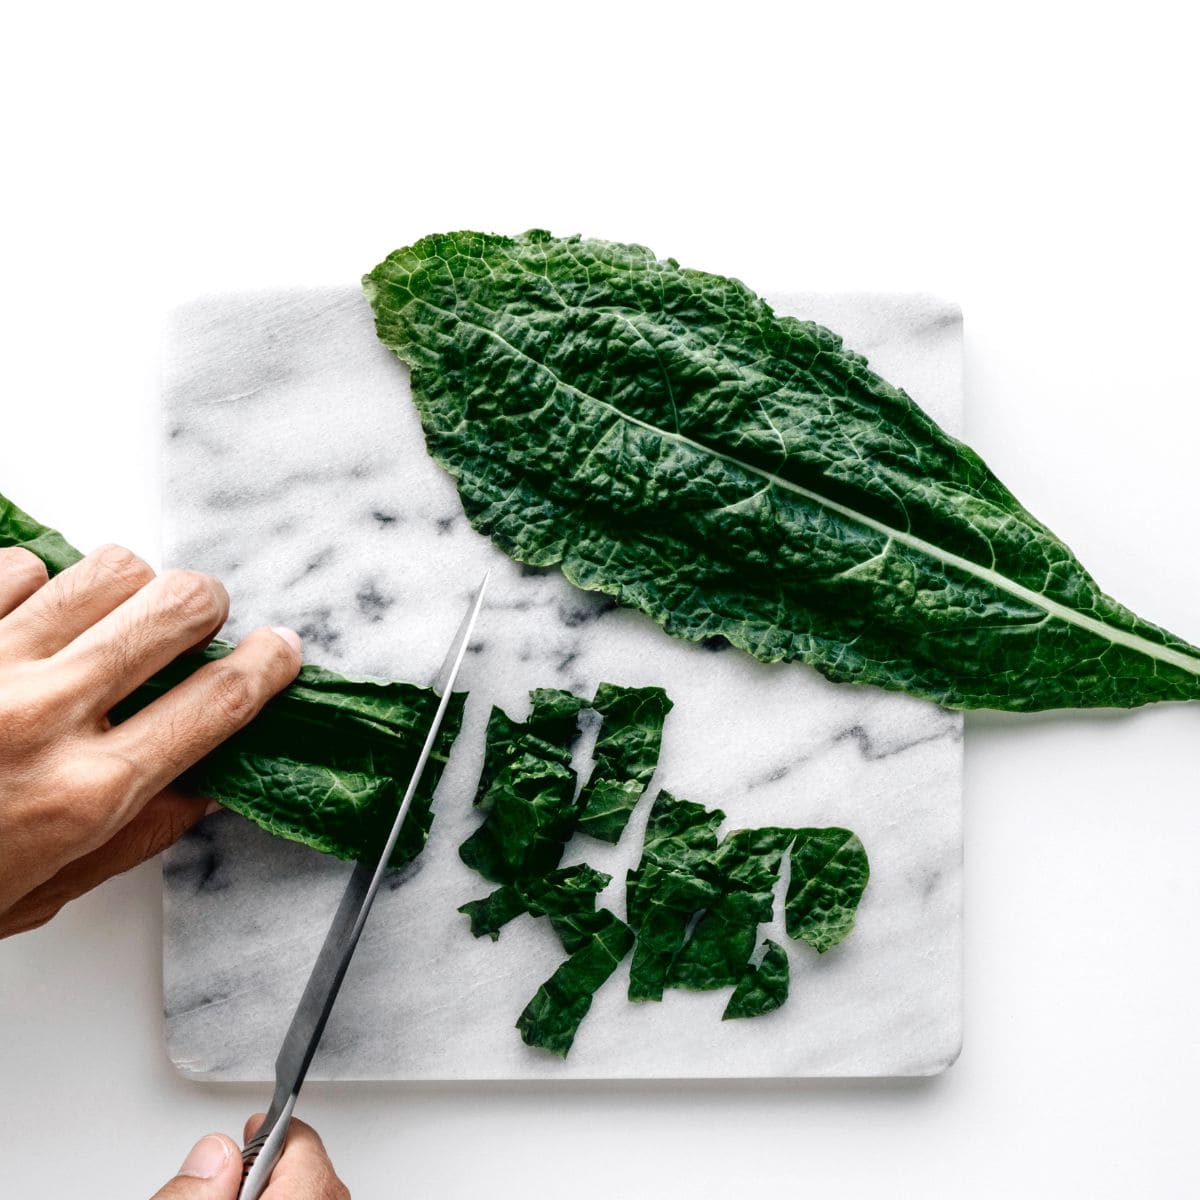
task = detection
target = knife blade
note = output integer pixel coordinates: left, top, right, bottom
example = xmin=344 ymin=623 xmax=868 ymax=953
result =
xmin=238 ymin=571 xmax=489 ymax=1199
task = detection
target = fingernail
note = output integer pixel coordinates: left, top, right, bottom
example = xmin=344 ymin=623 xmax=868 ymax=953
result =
xmin=178 ymin=1134 xmax=230 ymax=1179
xmin=270 ymin=626 xmax=303 ymax=654
xmin=203 ymin=800 xmax=224 ymax=817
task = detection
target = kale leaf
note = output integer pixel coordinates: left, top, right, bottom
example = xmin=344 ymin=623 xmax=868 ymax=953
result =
xmin=459 ymin=688 xmax=639 ymax=1055
xmin=625 ymin=792 xmax=869 ymax=1017
xmin=576 ymin=683 xmax=672 ymax=843
xmin=0 ymin=492 xmax=463 ymax=867
xmin=458 ymin=689 xmax=587 ymax=883
xmin=723 ymin=939 xmax=790 ymax=1020
xmin=785 ymin=828 xmax=870 ymax=953
xmin=458 ymin=864 xmax=612 ymax=941
xmin=625 ymin=791 xmax=724 ymax=1002
xmin=668 ymin=827 xmax=794 ymax=991
xmin=365 ymin=230 xmax=1200 ymax=711
xmin=515 ymin=909 xmax=635 ymax=1057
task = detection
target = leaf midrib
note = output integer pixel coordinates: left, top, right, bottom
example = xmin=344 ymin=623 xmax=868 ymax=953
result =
xmin=400 ymin=294 xmax=1200 ymax=682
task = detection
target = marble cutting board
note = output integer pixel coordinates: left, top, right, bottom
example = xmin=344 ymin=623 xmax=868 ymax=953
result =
xmin=160 ymin=285 xmax=963 ymax=1080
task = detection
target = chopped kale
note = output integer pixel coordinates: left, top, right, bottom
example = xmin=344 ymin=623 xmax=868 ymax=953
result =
xmin=459 ymin=688 xmax=641 ymax=1056
xmin=576 ymin=684 xmax=673 ymax=843
xmin=625 ymin=791 xmax=723 ymax=1002
xmin=457 ymin=689 xmax=868 ymax=1056
xmin=668 ymin=827 xmax=794 ymax=992
xmin=517 ymin=911 xmax=635 ymax=1057
xmin=458 ymin=864 xmax=611 ymax=942
xmin=785 ymin=828 xmax=871 ymax=953
xmin=458 ymin=690 xmax=587 ymax=883
xmin=723 ymin=939 xmax=790 ymax=1020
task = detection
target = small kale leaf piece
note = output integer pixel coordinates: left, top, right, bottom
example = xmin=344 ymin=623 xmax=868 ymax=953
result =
xmin=0 ymin=493 xmax=463 ymax=868
xmin=784 ymin=828 xmax=870 ymax=953
xmin=457 ymin=689 xmax=637 ymax=1057
xmin=723 ymin=939 xmax=790 ymax=1020
xmin=516 ymin=908 xmax=634 ymax=1058
xmin=459 ymin=864 xmax=611 ymax=942
xmin=576 ymin=683 xmax=673 ymax=844
xmin=459 ymin=860 xmax=632 ymax=1058
xmin=459 ymin=689 xmax=587 ymax=883
xmin=668 ymin=827 xmax=794 ymax=992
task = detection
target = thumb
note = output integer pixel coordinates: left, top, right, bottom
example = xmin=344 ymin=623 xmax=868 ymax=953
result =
xmin=149 ymin=1133 xmax=242 ymax=1199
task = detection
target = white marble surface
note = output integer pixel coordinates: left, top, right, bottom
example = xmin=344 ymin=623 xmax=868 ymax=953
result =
xmin=160 ymin=287 xmax=963 ymax=1081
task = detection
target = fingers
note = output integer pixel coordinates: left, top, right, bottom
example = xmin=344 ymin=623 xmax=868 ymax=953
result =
xmin=152 ymin=1123 xmax=347 ymax=1200
xmin=54 ymin=566 xmax=230 ymax=715
xmin=0 ymin=788 xmax=211 ymax=938
xmin=149 ymin=1133 xmax=242 ymax=1200
xmin=0 ymin=543 xmax=153 ymax=659
xmin=242 ymin=1115 xmax=350 ymax=1200
xmin=0 ymin=546 xmax=49 ymax=619
xmin=105 ymin=627 xmax=302 ymax=809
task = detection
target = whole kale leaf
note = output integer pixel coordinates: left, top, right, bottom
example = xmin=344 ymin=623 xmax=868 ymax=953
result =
xmin=365 ymin=230 xmax=1200 ymax=711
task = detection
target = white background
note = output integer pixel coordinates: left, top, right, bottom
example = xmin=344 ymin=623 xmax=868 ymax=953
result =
xmin=1 ymin=2 xmax=1197 ymax=1197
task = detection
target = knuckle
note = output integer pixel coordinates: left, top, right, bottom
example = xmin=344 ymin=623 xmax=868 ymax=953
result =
xmin=259 ymin=628 xmax=300 ymax=678
xmin=159 ymin=569 xmax=225 ymax=627
xmin=0 ymin=545 xmax=49 ymax=589
xmin=90 ymin=543 xmax=154 ymax=591
xmin=98 ymin=751 xmax=141 ymax=802
xmin=58 ymin=752 xmax=140 ymax=816
xmin=210 ymin=663 xmax=260 ymax=726
xmin=0 ymin=691 xmax=43 ymax=742
xmin=0 ymin=667 xmax=67 ymax=743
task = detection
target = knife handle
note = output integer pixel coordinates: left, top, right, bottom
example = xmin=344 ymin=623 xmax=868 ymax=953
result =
xmin=237 ymin=1095 xmax=296 ymax=1200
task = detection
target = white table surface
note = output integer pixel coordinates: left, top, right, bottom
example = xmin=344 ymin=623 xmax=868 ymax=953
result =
xmin=1 ymin=4 xmax=1197 ymax=1197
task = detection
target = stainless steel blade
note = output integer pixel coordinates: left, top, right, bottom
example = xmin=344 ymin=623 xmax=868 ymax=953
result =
xmin=242 ymin=571 xmax=488 ymax=1192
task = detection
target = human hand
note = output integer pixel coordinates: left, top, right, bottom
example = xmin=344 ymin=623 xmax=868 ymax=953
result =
xmin=151 ymin=1115 xmax=349 ymax=1199
xmin=0 ymin=543 xmax=302 ymax=936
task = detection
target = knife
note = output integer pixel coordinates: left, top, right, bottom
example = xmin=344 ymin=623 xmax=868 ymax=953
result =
xmin=237 ymin=572 xmax=489 ymax=1199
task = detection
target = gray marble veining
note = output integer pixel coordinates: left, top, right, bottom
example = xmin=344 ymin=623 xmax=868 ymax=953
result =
xmin=161 ymin=286 xmax=963 ymax=1080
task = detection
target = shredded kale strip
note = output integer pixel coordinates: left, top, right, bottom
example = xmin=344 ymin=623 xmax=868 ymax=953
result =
xmin=458 ymin=864 xmax=612 ymax=941
xmin=458 ymin=860 xmax=635 ymax=1058
xmin=625 ymin=791 xmax=724 ymax=1002
xmin=0 ymin=493 xmax=462 ymax=867
xmin=576 ymin=683 xmax=672 ymax=843
xmin=515 ymin=911 xmax=635 ymax=1058
xmin=476 ymin=865 xmax=635 ymax=1057
xmin=723 ymin=939 xmax=790 ymax=1020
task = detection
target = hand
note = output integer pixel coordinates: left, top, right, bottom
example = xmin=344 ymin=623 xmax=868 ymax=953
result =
xmin=0 ymin=543 xmax=302 ymax=936
xmin=151 ymin=1115 xmax=350 ymax=1199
